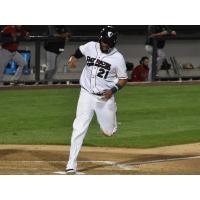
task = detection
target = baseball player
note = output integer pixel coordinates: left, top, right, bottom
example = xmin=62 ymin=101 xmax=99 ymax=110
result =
xmin=145 ymin=25 xmax=176 ymax=80
xmin=65 ymin=26 xmax=128 ymax=174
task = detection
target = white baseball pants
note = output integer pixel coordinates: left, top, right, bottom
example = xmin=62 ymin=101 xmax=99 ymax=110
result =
xmin=66 ymin=88 xmax=117 ymax=170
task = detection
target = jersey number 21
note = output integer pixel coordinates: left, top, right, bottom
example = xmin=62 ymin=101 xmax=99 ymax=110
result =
xmin=97 ymin=68 xmax=109 ymax=79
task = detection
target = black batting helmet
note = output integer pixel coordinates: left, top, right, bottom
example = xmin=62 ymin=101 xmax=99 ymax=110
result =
xmin=99 ymin=26 xmax=118 ymax=48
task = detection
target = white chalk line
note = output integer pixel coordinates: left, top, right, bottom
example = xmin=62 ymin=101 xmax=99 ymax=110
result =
xmin=54 ymin=155 xmax=200 ymax=174
xmin=124 ymin=155 xmax=200 ymax=166
xmin=0 ymin=160 xmax=132 ymax=171
xmin=1 ymin=155 xmax=199 ymax=174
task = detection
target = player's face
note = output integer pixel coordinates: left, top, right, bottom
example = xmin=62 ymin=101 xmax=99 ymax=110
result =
xmin=100 ymin=41 xmax=111 ymax=53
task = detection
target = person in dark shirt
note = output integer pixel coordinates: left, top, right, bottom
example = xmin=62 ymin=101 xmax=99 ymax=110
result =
xmin=145 ymin=25 xmax=176 ymax=80
xmin=0 ymin=25 xmax=29 ymax=85
xmin=131 ymin=56 xmax=149 ymax=82
xmin=44 ymin=25 xmax=71 ymax=84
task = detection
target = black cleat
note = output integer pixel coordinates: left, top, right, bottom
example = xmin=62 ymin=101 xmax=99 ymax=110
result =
xmin=65 ymin=168 xmax=76 ymax=175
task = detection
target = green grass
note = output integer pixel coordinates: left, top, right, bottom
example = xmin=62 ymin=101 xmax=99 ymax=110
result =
xmin=0 ymin=85 xmax=200 ymax=148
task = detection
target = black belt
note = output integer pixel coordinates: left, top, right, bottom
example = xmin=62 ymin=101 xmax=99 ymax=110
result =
xmin=92 ymin=92 xmax=103 ymax=96
xmin=81 ymin=86 xmax=103 ymax=96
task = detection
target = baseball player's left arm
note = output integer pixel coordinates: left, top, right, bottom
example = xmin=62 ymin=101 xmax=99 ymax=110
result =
xmin=103 ymin=55 xmax=128 ymax=100
xmin=102 ymin=79 xmax=127 ymax=100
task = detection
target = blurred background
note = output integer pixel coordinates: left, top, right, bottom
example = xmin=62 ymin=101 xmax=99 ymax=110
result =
xmin=1 ymin=25 xmax=200 ymax=84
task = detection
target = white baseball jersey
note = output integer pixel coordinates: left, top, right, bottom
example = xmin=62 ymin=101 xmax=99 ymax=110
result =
xmin=79 ymin=41 xmax=128 ymax=94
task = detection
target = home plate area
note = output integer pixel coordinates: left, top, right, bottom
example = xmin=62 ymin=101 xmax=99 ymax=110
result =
xmin=0 ymin=144 xmax=199 ymax=175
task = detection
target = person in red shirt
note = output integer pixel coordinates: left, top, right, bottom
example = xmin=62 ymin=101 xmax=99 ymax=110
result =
xmin=0 ymin=25 xmax=29 ymax=85
xmin=131 ymin=56 xmax=149 ymax=82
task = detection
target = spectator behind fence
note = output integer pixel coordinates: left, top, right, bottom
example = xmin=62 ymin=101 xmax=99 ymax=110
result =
xmin=44 ymin=25 xmax=71 ymax=84
xmin=0 ymin=25 xmax=30 ymax=85
xmin=145 ymin=25 xmax=176 ymax=81
xmin=131 ymin=56 xmax=149 ymax=82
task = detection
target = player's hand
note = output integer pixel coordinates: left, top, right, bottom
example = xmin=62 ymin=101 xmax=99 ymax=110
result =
xmin=67 ymin=56 xmax=77 ymax=68
xmin=102 ymin=90 xmax=113 ymax=101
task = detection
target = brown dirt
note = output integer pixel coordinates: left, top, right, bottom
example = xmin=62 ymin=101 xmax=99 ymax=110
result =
xmin=0 ymin=143 xmax=199 ymax=175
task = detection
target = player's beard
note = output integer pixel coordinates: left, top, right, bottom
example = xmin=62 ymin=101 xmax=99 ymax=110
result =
xmin=100 ymin=43 xmax=113 ymax=54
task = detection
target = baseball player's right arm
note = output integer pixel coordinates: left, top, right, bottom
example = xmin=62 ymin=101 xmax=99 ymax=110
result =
xmin=68 ymin=56 xmax=78 ymax=68
xmin=68 ymin=48 xmax=84 ymax=68
xmin=68 ymin=42 xmax=93 ymax=67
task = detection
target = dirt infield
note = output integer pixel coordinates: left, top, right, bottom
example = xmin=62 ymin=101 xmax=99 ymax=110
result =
xmin=0 ymin=143 xmax=199 ymax=175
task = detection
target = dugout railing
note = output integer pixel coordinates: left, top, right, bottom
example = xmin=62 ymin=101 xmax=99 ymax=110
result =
xmin=151 ymin=35 xmax=200 ymax=81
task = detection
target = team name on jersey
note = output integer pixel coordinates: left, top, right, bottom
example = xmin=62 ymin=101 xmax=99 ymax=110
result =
xmin=86 ymin=56 xmax=111 ymax=70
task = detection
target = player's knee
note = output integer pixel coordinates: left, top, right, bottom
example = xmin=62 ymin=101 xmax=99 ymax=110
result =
xmin=102 ymin=131 xmax=113 ymax=137
xmin=101 ymin=129 xmax=116 ymax=137
xmin=100 ymin=124 xmax=117 ymax=137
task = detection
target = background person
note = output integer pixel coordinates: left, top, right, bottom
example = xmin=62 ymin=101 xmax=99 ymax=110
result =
xmin=131 ymin=56 xmax=149 ymax=82
xmin=0 ymin=25 xmax=29 ymax=85
xmin=44 ymin=25 xmax=71 ymax=84
xmin=145 ymin=25 xmax=176 ymax=80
